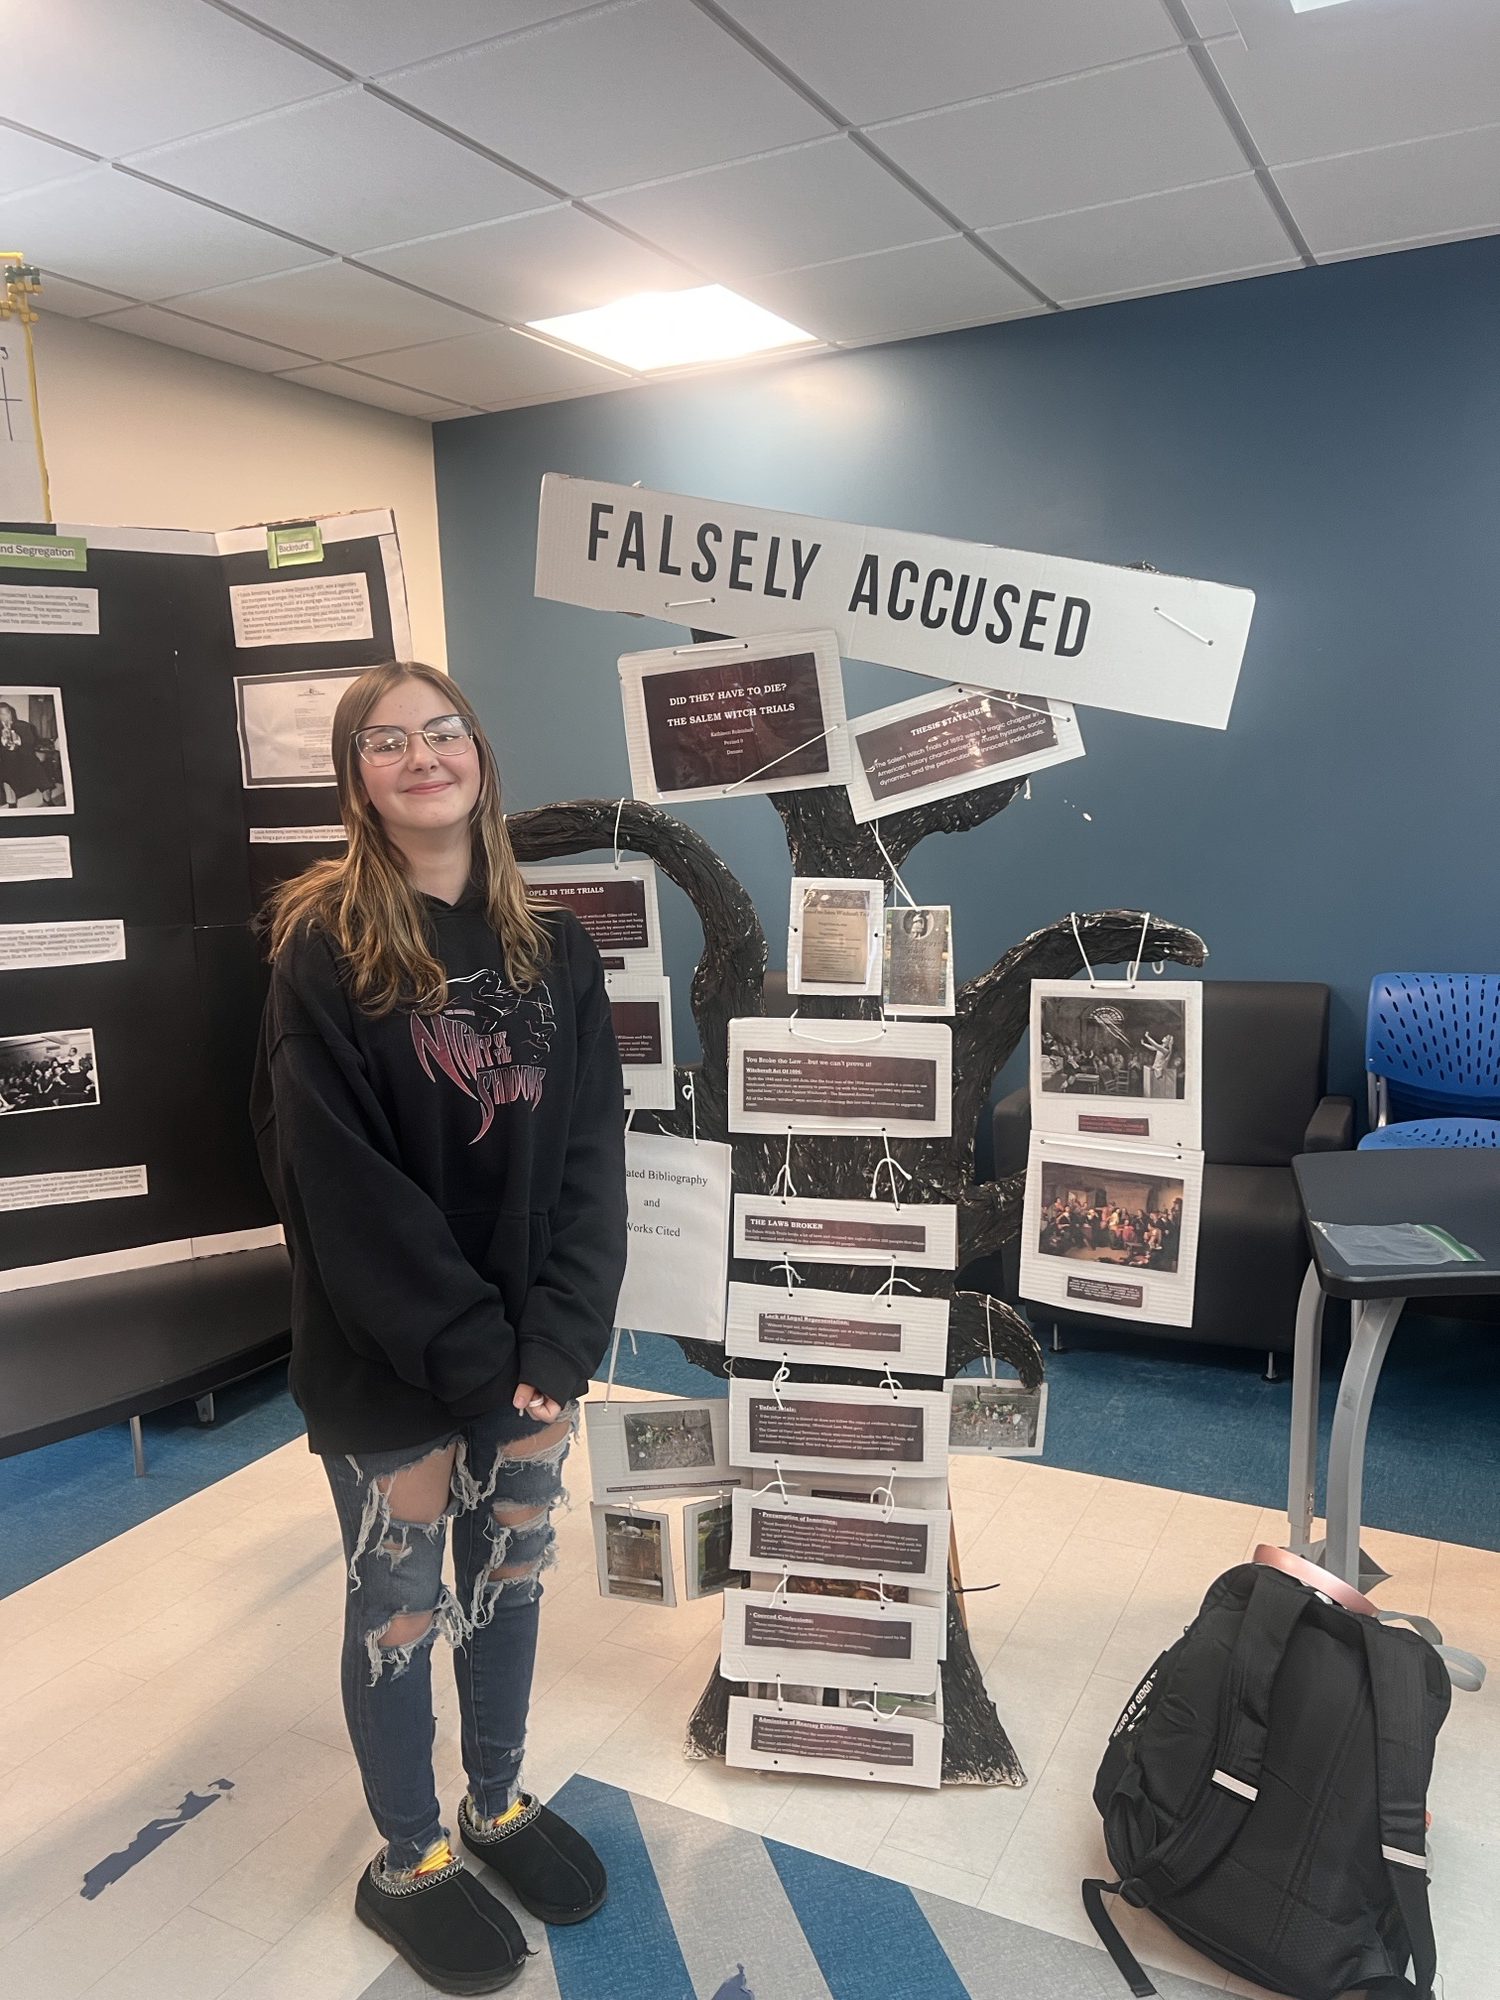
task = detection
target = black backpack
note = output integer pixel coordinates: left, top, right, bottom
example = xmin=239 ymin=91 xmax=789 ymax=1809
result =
xmin=1084 ymin=1560 xmax=1459 ymax=1998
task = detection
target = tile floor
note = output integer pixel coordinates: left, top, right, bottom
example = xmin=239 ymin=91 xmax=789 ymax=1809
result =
xmin=0 ymin=1384 xmax=1495 ymax=1999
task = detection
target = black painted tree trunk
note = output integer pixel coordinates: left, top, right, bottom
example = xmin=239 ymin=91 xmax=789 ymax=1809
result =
xmin=509 ymin=772 xmax=1205 ymax=1785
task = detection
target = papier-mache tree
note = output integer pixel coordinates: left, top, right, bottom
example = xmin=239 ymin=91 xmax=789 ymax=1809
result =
xmin=510 ymin=759 xmax=1205 ymax=1784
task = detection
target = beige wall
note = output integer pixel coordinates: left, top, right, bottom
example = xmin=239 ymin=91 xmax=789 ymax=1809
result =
xmin=31 ymin=312 xmax=446 ymax=664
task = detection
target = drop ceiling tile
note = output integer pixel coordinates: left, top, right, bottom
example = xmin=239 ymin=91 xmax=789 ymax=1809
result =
xmin=1199 ymin=0 xmax=1500 ymax=167
xmin=274 ymin=363 xmax=478 ymax=419
xmin=349 ymin=326 xmax=628 ymax=407
xmin=232 ymin=1 xmax=597 ymax=75
xmin=750 ymin=236 xmax=1045 ymax=341
xmin=90 ymin=304 xmax=317 ymax=371
xmin=873 ymin=51 xmax=1250 ymax=230
xmin=983 ymin=175 xmax=1299 ymax=304
xmin=0 ymin=169 xmax=321 ymax=299
xmin=363 ymin=204 xmax=693 ymax=319
xmin=593 ymin=138 xmax=943 ymax=283
xmin=127 ymin=89 xmax=545 ymax=256
xmin=164 ymin=261 xmax=487 ymax=362
xmin=36 ymin=271 xmax=137 ymax=317
xmin=0 ymin=124 xmax=94 ymax=199
xmin=1276 ymin=123 xmax=1500 ymax=260
xmin=384 ymin=0 xmax=830 ymax=195
xmin=6 ymin=0 xmax=336 ymax=156
xmin=717 ymin=0 xmax=1182 ymax=125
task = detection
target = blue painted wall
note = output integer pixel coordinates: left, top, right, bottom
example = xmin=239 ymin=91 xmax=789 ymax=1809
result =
xmin=433 ymin=238 xmax=1500 ymax=1104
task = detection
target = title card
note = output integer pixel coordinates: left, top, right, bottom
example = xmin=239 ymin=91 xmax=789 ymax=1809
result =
xmin=729 ymin=1018 xmax=952 ymax=1139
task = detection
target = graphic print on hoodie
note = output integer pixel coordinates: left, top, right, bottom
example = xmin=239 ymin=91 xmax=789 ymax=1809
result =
xmin=411 ymin=966 xmax=557 ymax=1140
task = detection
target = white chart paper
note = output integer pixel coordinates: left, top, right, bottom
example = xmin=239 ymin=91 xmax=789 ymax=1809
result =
xmin=607 ymin=973 xmax=676 ymax=1111
xmin=0 ymin=920 xmax=125 ymax=971
xmin=730 ymin=1378 xmax=952 ymax=1479
xmin=729 ymin=1017 xmax=952 ymax=1139
xmin=946 ymin=1378 xmax=1049 ymax=1457
xmin=787 ymin=877 xmax=883 ymax=997
xmin=1020 ymin=1132 xmax=1204 ymax=1328
xmin=618 ymin=629 xmax=850 ymax=805
xmin=583 ymin=1396 xmax=742 ymax=1501
xmin=731 ymin=1487 xmax=951 ymax=1594
xmin=727 ymin=1695 xmax=943 ymax=1788
xmin=725 ymin=1281 xmax=949 ymax=1375
xmin=721 ymin=1587 xmax=943 ymax=1697
xmin=733 ymin=1193 xmax=957 ymax=1271
xmin=0 ymin=836 xmax=70 ymax=882
xmin=1030 ymin=978 xmax=1203 ymax=1151
xmin=522 ymin=859 xmax=663 ymax=975
xmin=845 ymin=684 xmax=1085 ymax=822
xmin=235 ymin=668 xmax=366 ymax=788
xmin=616 ymin=1132 xmax=732 ymax=1344
xmin=229 ymin=572 xmax=374 ymax=648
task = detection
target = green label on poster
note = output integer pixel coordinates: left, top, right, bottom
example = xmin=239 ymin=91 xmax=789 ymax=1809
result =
xmin=0 ymin=536 xmax=87 ymax=571
xmin=267 ymin=522 xmax=323 ymax=568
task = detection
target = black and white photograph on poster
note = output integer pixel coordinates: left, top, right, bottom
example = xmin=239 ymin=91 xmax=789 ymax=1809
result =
xmin=726 ymin=1694 xmax=943 ymax=1788
xmin=590 ymin=1503 xmax=676 ymax=1607
xmin=787 ymin=877 xmax=883 ymax=996
xmin=235 ymin=667 xmax=367 ymax=787
xmin=617 ymin=1132 xmax=732 ymax=1344
xmin=733 ymin=1192 xmax=957 ymax=1271
xmin=720 ymin=1586 xmax=942 ymax=1697
xmin=731 ymin=1487 xmax=951 ymax=1594
xmin=729 ymin=1378 xmax=952 ymax=1479
xmin=683 ymin=1495 xmax=747 ymax=1600
xmin=883 ymin=905 xmax=954 ymax=1017
xmin=606 ymin=974 xmax=676 ymax=1111
xmin=583 ymin=1396 xmax=742 ymax=1500
xmin=618 ymin=629 xmax=850 ymax=806
xmin=521 ymin=859 xmax=662 ymax=974
xmin=1020 ymin=1133 xmax=1204 ymax=1328
xmin=0 ymin=1029 xmax=99 ymax=1117
xmin=0 ymin=687 xmax=73 ymax=813
xmin=729 ymin=1018 xmax=952 ymax=1139
xmin=1031 ymin=978 xmax=1202 ymax=1150
xmin=725 ymin=1281 xmax=949 ymax=1376
xmin=946 ymin=1378 xmax=1049 ymax=1457
xmin=844 ymin=684 xmax=1085 ymax=823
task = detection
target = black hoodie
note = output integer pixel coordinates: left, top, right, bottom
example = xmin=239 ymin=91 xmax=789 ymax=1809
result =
xmin=251 ymin=891 xmax=627 ymax=1455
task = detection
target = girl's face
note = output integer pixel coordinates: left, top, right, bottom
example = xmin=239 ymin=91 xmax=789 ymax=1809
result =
xmin=355 ymin=681 xmax=483 ymax=839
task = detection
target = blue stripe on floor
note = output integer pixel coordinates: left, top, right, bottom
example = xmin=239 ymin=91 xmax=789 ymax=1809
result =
xmin=764 ymin=1835 xmax=971 ymax=2000
xmin=543 ymin=1775 xmax=696 ymax=2000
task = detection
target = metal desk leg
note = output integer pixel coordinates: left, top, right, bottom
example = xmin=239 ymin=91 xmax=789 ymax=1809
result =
xmin=130 ymin=1415 xmax=146 ymax=1478
xmin=1323 ymin=1295 xmax=1406 ymax=1588
xmin=1286 ymin=1262 xmax=1325 ymax=1553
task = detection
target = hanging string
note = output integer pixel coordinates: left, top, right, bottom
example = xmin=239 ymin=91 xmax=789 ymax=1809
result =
xmin=612 ymin=797 xmax=627 ymax=869
xmin=870 ymin=1131 xmax=911 ymax=1208
xmin=625 ymin=1107 xmax=638 ymax=1131
xmin=771 ymin=1255 xmax=802 ymax=1295
xmin=873 ymin=1473 xmax=897 ymax=1519
xmin=1126 ymin=910 xmax=1152 ymax=986
xmin=770 ymin=1360 xmax=791 ymax=1406
xmin=683 ymin=1073 xmax=698 ymax=1145
xmin=721 ymin=729 xmax=830 ymax=796
xmin=876 ymin=1262 xmax=921 ymax=1299
xmin=1069 ymin=911 xmax=1098 ymax=987
xmin=871 ymin=824 xmax=917 ymax=909
xmin=604 ymin=1327 xmax=623 ymax=1401
xmin=771 ymin=1131 xmax=798 ymax=1201
xmin=880 ymin=1364 xmax=903 ymax=1399
xmin=983 ymin=1295 xmax=997 ymax=1380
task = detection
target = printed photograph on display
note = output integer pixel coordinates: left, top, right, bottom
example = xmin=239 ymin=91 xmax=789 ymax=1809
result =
xmin=583 ymin=1396 xmax=741 ymax=1501
xmin=1030 ymin=979 xmax=1202 ymax=1149
xmin=521 ymin=859 xmax=662 ymax=975
xmin=947 ymin=1378 xmax=1049 ymax=1457
xmin=234 ymin=667 xmax=367 ymax=787
xmin=625 ymin=1404 xmax=715 ymax=1473
xmin=0 ymin=1028 xmax=99 ymax=1116
xmin=618 ymin=629 xmax=850 ymax=806
xmin=606 ymin=974 xmax=676 ymax=1111
xmin=732 ymin=1192 xmax=958 ymax=1271
xmin=726 ymin=1694 xmax=944 ymax=1788
xmin=787 ymin=877 xmax=883 ymax=996
xmin=883 ymin=905 xmax=954 ymax=1016
xmin=591 ymin=1504 xmax=676 ymax=1607
xmin=683 ymin=1495 xmax=747 ymax=1600
xmin=1020 ymin=1134 xmax=1204 ymax=1328
xmin=0 ymin=686 xmax=73 ymax=814
xmin=843 ymin=684 xmax=1086 ymax=823
xmin=728 ymin=1017 xmax=952 ymax=1139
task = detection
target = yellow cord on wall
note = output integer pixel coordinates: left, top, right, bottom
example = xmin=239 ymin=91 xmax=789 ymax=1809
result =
xmin=0 ymin=254 xmax=53 ymax=525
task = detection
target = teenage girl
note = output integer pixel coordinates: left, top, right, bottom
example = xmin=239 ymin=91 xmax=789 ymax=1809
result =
xmin=253 ymin=661 xmax=627 ymax=1993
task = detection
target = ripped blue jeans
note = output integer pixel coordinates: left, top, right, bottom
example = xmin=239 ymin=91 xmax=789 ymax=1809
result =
xmin=322 ymin=1400 xmax=576 ymax=1872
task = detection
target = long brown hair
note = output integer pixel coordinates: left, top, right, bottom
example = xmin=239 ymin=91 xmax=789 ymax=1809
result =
xmin=262 ymin=661 xmax=550 ymax=1015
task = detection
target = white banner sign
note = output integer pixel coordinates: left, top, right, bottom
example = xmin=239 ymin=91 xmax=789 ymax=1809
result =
xmin=535 ymin=475 xmax=1254 ymax=729
xmin=616 ymin=1131 xmax=732 ymax=1343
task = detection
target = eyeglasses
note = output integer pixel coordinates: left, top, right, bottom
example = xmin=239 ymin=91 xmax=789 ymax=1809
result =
xmin=353 ymin=714 xmax=476 ymax=765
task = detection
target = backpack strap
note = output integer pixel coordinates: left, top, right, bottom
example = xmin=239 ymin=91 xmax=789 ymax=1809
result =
xmin=1359 ymin=1619 xmax=1440 ymax=2000
xmin=1124 ymin=1566 xmax=1310 ymax=1908
xmin=1080 ymin=1880 xmax=1159 ymax=1998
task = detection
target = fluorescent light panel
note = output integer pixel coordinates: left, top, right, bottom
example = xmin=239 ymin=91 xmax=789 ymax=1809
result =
xmin=529 ymin=284 xmax=817 ymax=372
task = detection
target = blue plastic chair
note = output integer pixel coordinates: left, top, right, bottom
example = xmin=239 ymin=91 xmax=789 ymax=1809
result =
xmin=1359 ymin=1117 xmax=1500 ymax=1150
xmin=1365 ymin=973 xmax=1500 ymax=1130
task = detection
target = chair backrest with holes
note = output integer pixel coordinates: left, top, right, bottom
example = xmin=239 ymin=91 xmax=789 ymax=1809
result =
xmin=1366 ymin=974 xmax=1500 ymax=1122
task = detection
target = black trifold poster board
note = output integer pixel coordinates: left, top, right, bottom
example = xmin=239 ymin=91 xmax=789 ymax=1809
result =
xmin=0 ymin=509 xmax=410 ymax=1280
